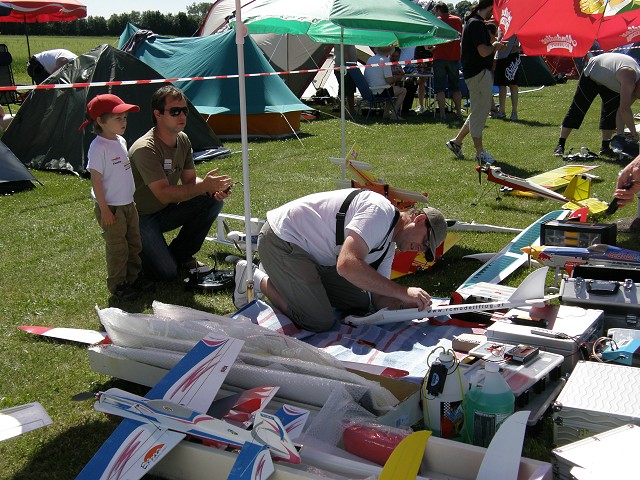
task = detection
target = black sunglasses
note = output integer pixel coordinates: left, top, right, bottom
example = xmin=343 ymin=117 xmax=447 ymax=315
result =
xmin=162 ymin=106 xmax=189 ymax=117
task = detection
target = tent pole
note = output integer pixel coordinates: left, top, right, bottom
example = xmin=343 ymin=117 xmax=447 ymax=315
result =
xmin=235 ymin=0 xmax=254 ymax=301
xmin=340 ymin=27 xmax=346 ymax=179
xmin=24 ymin=15 xmax=31 ymax=59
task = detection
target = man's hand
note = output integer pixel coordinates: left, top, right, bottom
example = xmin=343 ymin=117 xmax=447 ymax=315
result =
xmin=202 ymin=168 xmax=233 ymax=196
xmin=613 ymin=156 xmax=640 ymax=207
xmin=404 ymin=287 xmax=433 ymax=311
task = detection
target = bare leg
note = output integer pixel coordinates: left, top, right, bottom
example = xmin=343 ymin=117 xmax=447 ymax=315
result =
xmin=498 ymin=86 xmax=507 ymax=115
xmin=418 ymin=78 xmax=425 ymax=109
xmin=472 ymin=136 xmax=484 ymax=156
xmin=259 ymin=276 xmax=288 ymax=315
xmin=436 ymin=91 xmax=446 ymax=119
xmin=509 ymin=85 xmax=518 ymax=115
xmin=453 ymin=90 xmax=462 ymax=117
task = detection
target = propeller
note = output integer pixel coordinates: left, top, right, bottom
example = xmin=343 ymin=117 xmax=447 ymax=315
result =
xmin=71 ymin=392 xmax=97 ymax=402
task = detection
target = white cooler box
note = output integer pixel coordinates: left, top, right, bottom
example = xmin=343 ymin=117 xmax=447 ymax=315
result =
xmin=552 ymin=361 xmax=640 ymax=446
xmin=484 ymin=305 xmax=603 ymax=375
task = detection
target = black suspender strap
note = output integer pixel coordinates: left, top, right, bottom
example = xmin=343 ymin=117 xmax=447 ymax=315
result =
xmin=335 ymin=189 xmax=400 ymax=270
xmin=369 ymin=209 xmax=400 ymax=271
xmin=336 ymin=189 xmax=363 ymax=247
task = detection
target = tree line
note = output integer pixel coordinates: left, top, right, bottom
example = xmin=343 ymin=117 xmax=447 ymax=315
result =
xmin=0 ymin=2 xmax=473 ymax=39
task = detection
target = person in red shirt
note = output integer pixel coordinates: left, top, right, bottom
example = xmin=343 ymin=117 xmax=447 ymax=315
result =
xmin=429 ymin=2 xmax=463 ymax=121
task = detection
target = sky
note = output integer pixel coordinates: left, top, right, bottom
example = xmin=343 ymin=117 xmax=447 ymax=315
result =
xmin=85 ymin=1 xmax=196 ymax=19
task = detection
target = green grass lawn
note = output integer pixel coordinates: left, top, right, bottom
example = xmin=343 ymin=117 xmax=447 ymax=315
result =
xmin=1 ymin=37 xmax=639 ymax=478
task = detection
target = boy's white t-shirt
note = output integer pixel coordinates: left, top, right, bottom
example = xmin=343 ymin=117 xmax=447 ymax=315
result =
xmin=266 ymin=189 xmax=397 ymax=277
xmin=87 ymin=135 xmax=135 ymax=206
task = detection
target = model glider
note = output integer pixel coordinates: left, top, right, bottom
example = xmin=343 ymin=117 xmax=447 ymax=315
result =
xmin=522 ymin=244 xmax=640 ymax=270
xmin=477 ymin=165 xmax=609 ymax=215
xmin=344 ymin=267 xmax=551 ymax=326
xmin=76 ymin=334 xmax=301 ymax=480
xmin=0 ymin=402 xmax=52 ymax=442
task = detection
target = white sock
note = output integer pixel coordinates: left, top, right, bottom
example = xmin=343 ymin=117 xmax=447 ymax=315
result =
xmin=253 ymin=267 xmax=267 ymax=295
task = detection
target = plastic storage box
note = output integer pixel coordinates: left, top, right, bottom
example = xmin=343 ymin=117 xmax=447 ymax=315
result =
xmin=552 ymin=361 xmax=640 ymax=446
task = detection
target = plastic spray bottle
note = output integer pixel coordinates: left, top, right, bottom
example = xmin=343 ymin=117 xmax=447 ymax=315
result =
xmin=422 ymin=348 xmax=468 ymax=440
xmin=464 ymin=361 xmax=515 ymax=447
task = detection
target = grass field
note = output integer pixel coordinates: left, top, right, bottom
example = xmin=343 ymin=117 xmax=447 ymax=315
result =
xmin=1 ymin=35 xmax=639 ymax=479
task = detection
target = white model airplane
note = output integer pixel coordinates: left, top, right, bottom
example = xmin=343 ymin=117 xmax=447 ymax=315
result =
xmin=76 ymin=334 xmax=303 ymax=480
xmin=344 ymin=267 xmax=551 ymax=326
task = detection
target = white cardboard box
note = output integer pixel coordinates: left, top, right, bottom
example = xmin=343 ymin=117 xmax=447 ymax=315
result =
xmin=552 ymin=361 xmax=640 ymax=446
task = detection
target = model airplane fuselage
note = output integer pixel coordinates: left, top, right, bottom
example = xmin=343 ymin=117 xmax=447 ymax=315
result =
xmin=477 ymin=165 xmax=571 ymax=203
xmin=522 ymin=244 xmax=640 ymax=269
xmin=345 ymin=267 xmax=550 ymax=326
xmin=94 ymin=389 xmax=299 ymax=463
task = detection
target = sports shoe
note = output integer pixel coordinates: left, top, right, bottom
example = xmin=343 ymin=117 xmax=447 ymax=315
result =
xmin=510 ymin=112 xmax=518 ymax=121
xmin=233 ymin=260 xmax=264 ymax=309
xmin=476 ymin=150 xmax=496 ymax=165
xmin=414 ymin=105 xmax=424 ymax=114
xmin=491 ymin=112 xmax=506 ymax=120
xmin=598 ymin=146 xmax=616 ymax=158
xmin=445 ymin=139 xmax=464 ymax=159
xmin=553 ymin=144 xmax=565 ymax=156
xmin=180 ymin=257 xmax=212 ymax=275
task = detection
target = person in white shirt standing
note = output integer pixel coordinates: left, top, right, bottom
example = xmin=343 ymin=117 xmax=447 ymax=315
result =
xmin=82 ymin=94 xmax=143 ymax=300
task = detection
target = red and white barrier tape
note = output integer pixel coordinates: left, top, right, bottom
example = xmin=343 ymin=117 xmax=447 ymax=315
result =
xmin=0 ymin=58 xmax=434 ymax=92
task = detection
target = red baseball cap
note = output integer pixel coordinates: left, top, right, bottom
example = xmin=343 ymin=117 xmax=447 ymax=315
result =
xmin=79 ymin=94 xmax=140 ymax=130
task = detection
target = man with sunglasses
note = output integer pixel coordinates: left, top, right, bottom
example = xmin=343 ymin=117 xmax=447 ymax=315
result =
xmin=233 ymin=188 xmax=448 ymax=332
xmin=130 ymin=85 xmax=233 ymax=280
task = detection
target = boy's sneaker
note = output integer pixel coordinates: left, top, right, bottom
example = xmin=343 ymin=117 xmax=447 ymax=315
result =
xmin=476 ymin=150 xmax=496 ymax=165
xmin=553 ymin=144 xmax=564 ymax=156
xmin=510 ymin=112 xmax=518 ymax=121
xmin=113 ymin=282 xmax=138 ymax=301
xmin=445 ymin=140 xmax=464 ymax=159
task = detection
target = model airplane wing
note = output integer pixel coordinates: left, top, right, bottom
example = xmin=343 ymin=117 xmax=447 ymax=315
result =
xmin=228 ymin=442 xmax=274 ymax=480
xmin=0 ymin=402 xmax=52 ymax=441
xmin=76 ymin=420 xmax=185 ymax=479
xmin=18 ymin=325 xmax=107 ymax=345
xmin=149 ymin=335 xmax=244 ymax=412
xmin=390 ymin=232 xmax=461 ymax=279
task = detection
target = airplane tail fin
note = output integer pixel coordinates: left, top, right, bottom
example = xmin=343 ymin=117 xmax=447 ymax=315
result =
xmin=274 ymin=404 xmax=309 ymax=441
xmin=507 ymin=267 xmax=548 ymax=304
xmin=252 ymin=412 xmax=301 ymax=464
xmin=563 ymin=175 xmax=591 ymax=203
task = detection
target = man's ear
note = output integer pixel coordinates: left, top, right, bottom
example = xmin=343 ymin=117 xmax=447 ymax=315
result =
xmin=414 ymin=212 xmax=427 ymax=226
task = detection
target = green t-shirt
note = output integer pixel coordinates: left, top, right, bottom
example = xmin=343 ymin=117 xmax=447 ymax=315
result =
xmin=129 ymin=128 xmax=194 ymax=215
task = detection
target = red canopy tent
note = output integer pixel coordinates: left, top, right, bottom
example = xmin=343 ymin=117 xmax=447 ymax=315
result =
xmin=494 ymin=0 xmax=640 ymax=57
xmin=0 ymin=1 xmax=87 ymax=56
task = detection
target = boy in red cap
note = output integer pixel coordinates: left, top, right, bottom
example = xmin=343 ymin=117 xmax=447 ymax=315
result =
xmin=82 ymin=94 xmax=144 ymax=300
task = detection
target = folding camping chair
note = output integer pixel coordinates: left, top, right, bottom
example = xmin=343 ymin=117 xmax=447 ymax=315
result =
xmin=347 ymin=62 xmax=398 ymax=121
xmin=0 ymin=44 xmax=23 ymax=115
